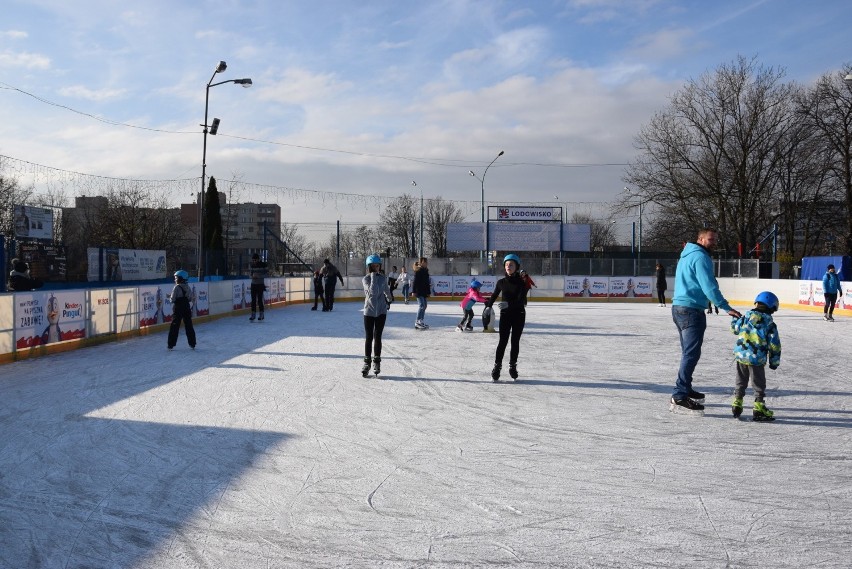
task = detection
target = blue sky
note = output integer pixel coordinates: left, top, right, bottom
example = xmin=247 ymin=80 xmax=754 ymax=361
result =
xmin=0 ymin=0 xmax=849 ymax=226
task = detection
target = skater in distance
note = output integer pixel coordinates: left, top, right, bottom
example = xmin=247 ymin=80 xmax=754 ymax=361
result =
xmin=822 ymin=264 xmax=843 ymax=322
xmin=248 ymin=253 xmax=268 ymax=321
xmin=361 ymin=254 xmax=393 ymax=377
xmin=730 ymin=291 xmax=781 ymax=422
xmin=670 ymin=228 xmax=741 ymax=415
xmin=486 ymin=253 xmax=529 ymax=382
xmin=413 ymin=258 xmax=430 ymax=329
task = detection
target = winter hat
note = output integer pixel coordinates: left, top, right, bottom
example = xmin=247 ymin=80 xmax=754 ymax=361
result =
xmin=13 ymin=259 xmax=28 ymax=272
xmin=827 ymin=264 xmax=835 ymax=271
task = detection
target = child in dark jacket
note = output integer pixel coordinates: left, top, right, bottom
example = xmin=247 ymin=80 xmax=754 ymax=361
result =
xmin=730 ymin=291 xmax=781 ymax=421
xmin=167 ymin=270 xmax=196 ymax=350
xmin=457 ymin=280 xmax=487 ymax=332
xmin=311 ymin=270 xmax=324 ymax=310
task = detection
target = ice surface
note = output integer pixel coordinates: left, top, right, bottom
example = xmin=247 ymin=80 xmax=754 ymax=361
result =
xmin=0 ymin=301 xmax=850 ymax=568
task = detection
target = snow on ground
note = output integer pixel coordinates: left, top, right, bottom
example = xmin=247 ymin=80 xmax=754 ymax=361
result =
xmin=0 ymin=300 xmax=850 ymax=569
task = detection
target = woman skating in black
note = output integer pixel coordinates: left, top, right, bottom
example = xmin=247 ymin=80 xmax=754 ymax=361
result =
xmin=485 ymin=253 xmax=528 ymax=381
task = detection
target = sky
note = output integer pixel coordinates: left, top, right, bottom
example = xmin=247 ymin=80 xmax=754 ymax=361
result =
xmin=1 ymin=300 xmax=851 ymax=567
xmin=0 ymin=0 xmax=849 ymax=231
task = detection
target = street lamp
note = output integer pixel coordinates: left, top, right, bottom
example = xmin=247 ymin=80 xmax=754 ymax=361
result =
xmin=198 ymin=60 xmax=252 ymax=279
xmin=468 ymin=150 xmax=504 ymax=261
xmin=412 ymin=181 xmax=423 ymax=258
xmin=624 ymin=187 xmax=645 ymax=274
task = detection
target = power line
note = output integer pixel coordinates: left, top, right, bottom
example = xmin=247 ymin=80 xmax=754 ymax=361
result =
xmin=1 ymin=81 xmax=629 ymax=168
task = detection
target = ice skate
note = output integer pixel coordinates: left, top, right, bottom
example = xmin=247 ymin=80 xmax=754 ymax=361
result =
xmin=753 ymin=400 xmax=775 ymax=422
xmin=687 ymin=389 xmax=705 ymax=404
xmin=258 ymin=312 xmax=264 ymax=321
xmin=455 ymin=325 xmax=464 ymax=332
xmin=373 ymin=357 xmax=381 ymax=377
xmin=249 ymin=312 xmax=256 ymax=321
xmin=465 ymin=325 xmax=473 ymax=332
xmin=731 ymin=397 xmax=743 ymax=418
xmin=669 ymin=397 xmax=705 ymax=416
xmin=415 ymin=320 xmax=429 ymax=330
xmin=361 ymin=358 xmax=371 ymax=378
xmin=508 ymin=363 xmax=518 ymax=380
xmin=491 ymin=364 xmax=501 ymax=382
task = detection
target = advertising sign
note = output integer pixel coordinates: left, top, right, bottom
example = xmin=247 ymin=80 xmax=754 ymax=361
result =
xmin=15 ymin=290 xmax=86 ymax=348
xmin=14 ymin=205 xmax=54 ymax=240
xmin=432 ymin=275 xmax=453 ymax=297
xmin=492 ymin=206 xmax=558 ymax=221
xmin=139 ymin=286 xmax=170 ymax=327
xmin=233 ymin=280 xmax=250 ymax=310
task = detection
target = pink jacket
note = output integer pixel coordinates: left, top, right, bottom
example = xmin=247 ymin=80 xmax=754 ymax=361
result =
xmin=460 ymin=287 xmax=487 ymax=310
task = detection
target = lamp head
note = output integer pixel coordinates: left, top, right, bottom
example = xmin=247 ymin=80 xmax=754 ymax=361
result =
xmin=497 ymin=150 xmax=504 ymax=157
xmin=845 ymin=73 xmax=852 ymax=85
xmin=411 ymin=181 xmax=417 ymax=186
xmin=468 ymin=170 xmax=475 ymax=176
xmin=235 ymin=78 xmax=252 ymax=88
xmin=215 ymin=61 xmax=227 ymax=73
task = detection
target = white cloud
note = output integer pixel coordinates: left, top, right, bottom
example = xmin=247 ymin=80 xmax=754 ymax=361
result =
xmin=629 ymin=27 xmax=698 ymax=61
xmin=0 ymin=50 xmax=50 ymax=69
xmin=58 ymin=85 xmax=128 ymax=101
xmin=255 ymin=68 xmax=352 ymax=105
xmin=0 ymin=30 xmax=28 ymax=39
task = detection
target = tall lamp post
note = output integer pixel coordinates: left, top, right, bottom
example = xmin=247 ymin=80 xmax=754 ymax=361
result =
xmin=412 ymin=181 xmax=423 ymax=258
xmin=468 ymin=150 xmax=504 ymax=261
xmin=198 ymin=60 xmax=252 ymax=279
xmin=624 ymin=187 xmax=645 ymax=275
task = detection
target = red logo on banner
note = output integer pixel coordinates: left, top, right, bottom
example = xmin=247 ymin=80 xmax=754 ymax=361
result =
xmin=498 ymin=208 xmax=509 ymax=219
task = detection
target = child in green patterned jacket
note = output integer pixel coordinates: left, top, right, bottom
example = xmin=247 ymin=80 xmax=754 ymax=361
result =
xmin=730 ymin=291 xmax=781 ymax=421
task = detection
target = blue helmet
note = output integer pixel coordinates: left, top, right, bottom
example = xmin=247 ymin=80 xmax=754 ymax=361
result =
xmin=754 ymin=291 xmax=779 ymax=312
xmin=174 ymin=269 xmax=189 ymax=280
xmin=503 ymin=253 xmax=521 ymax=266
xmin=470 ymin=280 xmax=482 ymax=289
xmin=365 ymin=254 xmax=382 ymax=266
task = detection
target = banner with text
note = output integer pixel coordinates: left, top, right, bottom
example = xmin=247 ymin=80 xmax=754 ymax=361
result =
xmin=15 ymin=290 xmax=86 ymax=348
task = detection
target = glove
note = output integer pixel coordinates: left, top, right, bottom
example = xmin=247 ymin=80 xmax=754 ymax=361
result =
xmin=497 ymin=301 xmax=508 ymax=311
xmin=769 ymin=364 xmax=778 ymax=370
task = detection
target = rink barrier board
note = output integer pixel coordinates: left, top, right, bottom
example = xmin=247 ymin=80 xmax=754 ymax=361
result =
xmin=0 ymin=276 xmax=844 ymax=364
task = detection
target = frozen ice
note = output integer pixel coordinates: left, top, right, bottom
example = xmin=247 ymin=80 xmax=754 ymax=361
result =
xmin=0 ymin=301 xmax=849 ymax=568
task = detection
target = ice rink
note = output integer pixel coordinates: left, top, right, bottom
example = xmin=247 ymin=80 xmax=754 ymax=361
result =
xmin=1 ymin=299 xmax=850 ymax=568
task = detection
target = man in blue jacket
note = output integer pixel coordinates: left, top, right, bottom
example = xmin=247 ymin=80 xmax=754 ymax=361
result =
xmin=822 ymin=264 xmax=843 ymax=322
xmin=670 ymin=228 xmax=741 ymax=415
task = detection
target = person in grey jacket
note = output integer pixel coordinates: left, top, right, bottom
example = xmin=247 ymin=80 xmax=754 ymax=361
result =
xmin=361 ymin=254 xmax=393 ymax=377
xmin=249 ymin=253 xmax=268 ymax=321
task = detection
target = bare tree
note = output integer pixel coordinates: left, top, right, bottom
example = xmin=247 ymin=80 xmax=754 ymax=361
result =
xmin=571 ymin=213 xmax=618 ymax=251
xmin=796 ymin=65 xmax=852 ymax=255
xmin=379 ymin=194 xmax=418 ymax=257
xmin=0 ymin=170 xmax=34 ymax=237
xmin=625 ymin=55 xmax=797 ymax=253
xmin=424 ymin=197 xmax=464 ymax=257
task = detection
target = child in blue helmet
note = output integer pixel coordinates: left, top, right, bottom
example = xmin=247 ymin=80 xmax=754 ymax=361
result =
xmin=457 ymin=280 xmax=487 ymax=332
xmin=167 ymin=270 xmax=196 ymax=350
xmin=730 ymin=291 xmax=781 ymax=421
xmin=361 ymin=254 xmax=393 ymax=377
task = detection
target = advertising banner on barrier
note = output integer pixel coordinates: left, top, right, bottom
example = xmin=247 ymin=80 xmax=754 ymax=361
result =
xmin=190 ymin=282 xmax=209 ymax=317
xmin=233 ymin=280 xmax=250 ymax=310
xmin=797 ymin=280 xmax=852 ymax=313
xmin=15 ymin=290 xmax=86 ymax=348
xmin=477 ymin=276 xmax=497 ymax=295
xmin=139 ymin=285 xmax=170 ymax=327
xmin=564 ymin=276 xmax=592 ymax=297
xmin=432 ymin=275 xmax=453 ymax=297
xmin=453 ymin=277 xmax=472 ymax=296
xmin=608 ymin=277 xmax=654 ymax=298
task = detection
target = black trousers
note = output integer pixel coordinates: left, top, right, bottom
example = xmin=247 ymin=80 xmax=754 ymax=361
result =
xmin=495 ymin=310 xmax=526 ymax=366
xmin=364 ymin=314 xmax=387 ymax=359
xmin=324 ymin=279 xmax=337 ymax=310
xmin=168 ymin=305 xmax=196 ymax=348
xmin=458 ymin=308 xmax=475 ymax=328
xmin=824 ymin=293 xmax=838 ymax=315
xmin=250 ymin=283 xmax=265 ymax=313
xmin=657 ymin=289 xmax=666 ymax=304
xmin=313 ymin=289 xmax=324 ymax=308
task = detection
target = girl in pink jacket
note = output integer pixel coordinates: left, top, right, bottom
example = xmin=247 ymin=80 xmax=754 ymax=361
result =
xmin=457 ymin=280 xmax=487 ymax=332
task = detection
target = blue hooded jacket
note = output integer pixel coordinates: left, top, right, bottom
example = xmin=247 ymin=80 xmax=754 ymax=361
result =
xmin=822 ymin=271 xmax=842 ymax=295
xmin=672 ymin=242 xmax=733 ymax=312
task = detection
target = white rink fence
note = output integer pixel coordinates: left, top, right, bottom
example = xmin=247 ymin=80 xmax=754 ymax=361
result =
xmin=0 ymin=275 xmax=847 ymax=362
